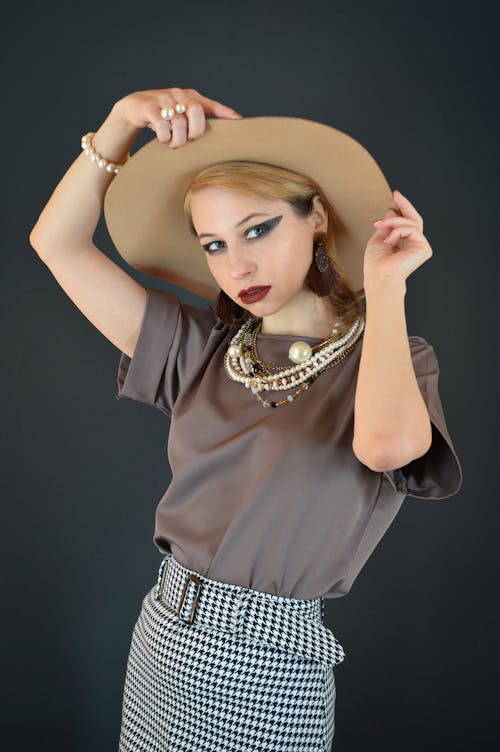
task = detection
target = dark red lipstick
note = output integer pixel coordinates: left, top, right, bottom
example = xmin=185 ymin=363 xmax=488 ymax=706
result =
xmin=238 ymin=286 xmax=272 ymax=303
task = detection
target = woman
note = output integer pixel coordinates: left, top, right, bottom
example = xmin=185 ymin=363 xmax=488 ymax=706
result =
xmin=29 ymin=86 xmax=463 ymax=751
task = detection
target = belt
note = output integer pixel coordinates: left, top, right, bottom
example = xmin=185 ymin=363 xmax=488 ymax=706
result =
xmin=154 ymin=553 xmax=346 ymax=668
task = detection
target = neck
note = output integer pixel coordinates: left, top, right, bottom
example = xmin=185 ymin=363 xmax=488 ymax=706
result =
xmin=259 ymin=289 xmax=339 ymax=338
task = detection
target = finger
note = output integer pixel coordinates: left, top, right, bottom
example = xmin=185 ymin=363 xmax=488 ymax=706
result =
xmin=183 ymin=99 xmax=207 ymax=141
xmin=168 ymin=109 xmax=189 ymax=148
xmin=150 ymin=93 xmax=200 ymax=147
xmin=374 ymin=217 xmax=420 ymax=229
xmin=383 ymin=225 xmax=421 ymax=244
xmin=147 ymin=98 xmax=174 ymax=143
xmin=188 ymin=88 xmax=243 ymax=119
xmin=165 ymin=91 xmax=204 ymax=148
xmin=157 ymin=88 xmax=198 ymax=146
xmin=392 ymin=190 xmax=423 ymax=227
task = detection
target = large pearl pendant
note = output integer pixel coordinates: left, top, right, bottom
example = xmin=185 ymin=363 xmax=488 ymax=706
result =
xmin=228 ymin=344 xmax=242 ymax=358
xmin=288 ymin=341 xmax=312 ymax=364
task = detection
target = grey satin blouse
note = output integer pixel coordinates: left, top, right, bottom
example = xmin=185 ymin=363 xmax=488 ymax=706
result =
xmin=115 ymin=286 xmax=463 ymax=599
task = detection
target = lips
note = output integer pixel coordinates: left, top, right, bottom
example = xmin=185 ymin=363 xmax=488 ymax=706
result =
xmin=239 ymin=285 xmax=270 ymax=297
xmin=238 ymin=286 xmax=271 ymax=302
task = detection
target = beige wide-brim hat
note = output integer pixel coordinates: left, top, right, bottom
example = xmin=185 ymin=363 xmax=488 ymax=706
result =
xmin=103 ymin=115 xmax=397 ymax=302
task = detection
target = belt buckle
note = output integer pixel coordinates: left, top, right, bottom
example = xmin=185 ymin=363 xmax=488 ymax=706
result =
xmin=177 ymin=573 xmax=203 ymax=624
xmin=155 ymin=557 xmax=169 ymax=601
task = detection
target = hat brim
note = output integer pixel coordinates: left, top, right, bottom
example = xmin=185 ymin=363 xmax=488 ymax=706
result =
xmin=103 ymin=115 xmax=396 ymax=302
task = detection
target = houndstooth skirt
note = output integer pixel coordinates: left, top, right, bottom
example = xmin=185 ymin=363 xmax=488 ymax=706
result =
xmin=118 ymin=553 xmax=346 ymax=751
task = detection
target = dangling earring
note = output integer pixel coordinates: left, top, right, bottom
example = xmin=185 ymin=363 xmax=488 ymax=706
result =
xmin=305 ymin=236 xmax=336 ymax=297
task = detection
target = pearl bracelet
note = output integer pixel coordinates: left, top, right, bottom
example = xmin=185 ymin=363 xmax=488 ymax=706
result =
xmin=80 ymin=131 xmax=130 ymax=174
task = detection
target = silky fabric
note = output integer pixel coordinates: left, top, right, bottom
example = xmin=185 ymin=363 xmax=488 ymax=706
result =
xmin=115 ymin=286 xmax=463 ymax=599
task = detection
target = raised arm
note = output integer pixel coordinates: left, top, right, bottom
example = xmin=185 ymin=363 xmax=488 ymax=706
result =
xmin=29 ymin=87 xmax=242 ymax=357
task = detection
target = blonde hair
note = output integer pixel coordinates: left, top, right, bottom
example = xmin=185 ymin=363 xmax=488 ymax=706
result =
xmin=183 ymin=160 xmax=365 ymax=336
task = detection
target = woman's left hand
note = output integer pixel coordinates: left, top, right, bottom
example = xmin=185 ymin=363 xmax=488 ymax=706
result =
xmin=363 ymin=189 xmax=433 ymax=287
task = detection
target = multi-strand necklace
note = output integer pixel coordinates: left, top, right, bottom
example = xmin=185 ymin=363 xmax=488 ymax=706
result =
xmin=223 ymin=315 xmax=365 ymax=408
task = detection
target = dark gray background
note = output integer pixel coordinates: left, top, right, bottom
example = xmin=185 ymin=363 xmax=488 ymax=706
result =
xmin=3 ymin=0 xmax=497 ymax=749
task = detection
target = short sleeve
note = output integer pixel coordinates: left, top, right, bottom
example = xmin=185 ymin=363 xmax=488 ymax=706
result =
xmin=115 ymin=285 xmax=218 ymax=417
xmin=382 ymin=336 xmax=463 ymax=499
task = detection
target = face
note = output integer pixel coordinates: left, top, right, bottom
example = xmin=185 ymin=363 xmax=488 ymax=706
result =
xmin=190 ymin=185 xmax=328 ymax=318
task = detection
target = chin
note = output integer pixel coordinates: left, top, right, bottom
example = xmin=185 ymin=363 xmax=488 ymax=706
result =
xmin=233 ymin=297 xmax=274 ymax=311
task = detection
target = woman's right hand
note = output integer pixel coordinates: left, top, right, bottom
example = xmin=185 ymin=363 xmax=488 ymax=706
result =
xmin=113 ymin=87 xmax=243 ymax=149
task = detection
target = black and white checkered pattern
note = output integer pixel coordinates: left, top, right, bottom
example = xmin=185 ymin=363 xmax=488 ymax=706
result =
xmin=119 ymin=553 xmax=344 ymax=751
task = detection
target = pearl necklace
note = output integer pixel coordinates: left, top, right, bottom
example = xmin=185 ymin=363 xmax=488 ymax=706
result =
xmin=224 ymin=315 xmax=365 ymax=408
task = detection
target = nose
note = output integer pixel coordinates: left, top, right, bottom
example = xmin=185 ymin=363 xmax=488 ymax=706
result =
xmin=226 ymin=245 xmax=257 ymax=280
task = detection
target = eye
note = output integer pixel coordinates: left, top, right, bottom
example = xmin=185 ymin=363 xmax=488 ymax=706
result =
xmin=201 ymin=216 xmax=281 ymax=254
xmin=246 ymin=223 xmax=268 ymax=240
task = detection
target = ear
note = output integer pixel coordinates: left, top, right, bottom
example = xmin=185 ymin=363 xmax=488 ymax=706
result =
xmin=312 ymin=193 xmax=328 ymax=231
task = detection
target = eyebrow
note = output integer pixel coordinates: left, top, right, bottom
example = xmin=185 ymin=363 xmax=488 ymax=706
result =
xmin=197 ymin=212 xmax=271 ymax=239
